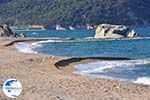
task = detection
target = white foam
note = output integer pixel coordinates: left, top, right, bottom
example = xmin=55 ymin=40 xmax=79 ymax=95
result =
xmin=75 ymin=60 xmax=150 ymax=74
xmin=15 ymin=39 xmax=60 ymax=54
xmin=32 ymin=40 xmax=58 ymax=45
xmin=31 ymin=42 xmax=42 ymax=47
xmin=15 ymin=43 xmax=38 ymax=54
xmin=32 ymin=32 xmax=38 ymax=35
xmin=75 ymin=59 xmax=150 ymax=85
xmin=31 ymin=40 xmax=55 ymax=47
xmin=134 ymin=77 xmax=150 ymax=85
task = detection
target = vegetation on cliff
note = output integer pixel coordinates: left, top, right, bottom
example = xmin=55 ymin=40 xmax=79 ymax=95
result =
xmin=0 ymin=0 xmax=150 ymax=27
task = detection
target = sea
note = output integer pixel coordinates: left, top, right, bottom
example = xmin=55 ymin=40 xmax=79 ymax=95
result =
xmin=14 ymin=27 xmax=150 ymax=85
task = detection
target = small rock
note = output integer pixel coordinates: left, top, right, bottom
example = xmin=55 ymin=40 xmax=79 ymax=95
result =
xmin=127 ymin=30 xmax=139 ymax=38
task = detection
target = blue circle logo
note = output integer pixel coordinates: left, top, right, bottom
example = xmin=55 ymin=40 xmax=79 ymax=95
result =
xmin=2 ymin=79 xmax=22 ymax=98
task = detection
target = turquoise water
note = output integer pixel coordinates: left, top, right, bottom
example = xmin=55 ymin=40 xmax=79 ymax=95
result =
xmin=14 ymin=28 xmax=150 ymax=58
xmin=14 ymin=27 xmax=150 ymax=38
xmin=15 ymin=29 xmax=95 ymax=38
xmin=15 ymin=28 xmax=150 ymax=85
xmin=19 ymin=39 xmax=150 ymax=58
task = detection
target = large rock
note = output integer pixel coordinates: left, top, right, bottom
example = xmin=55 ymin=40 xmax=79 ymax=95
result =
xmin=0 ymin=24 xmax=26 ymax=37
xmin=95 ymin=24 xmax=129 ymax=39
xmin=0 ymin=24 xmax=14 ymax=36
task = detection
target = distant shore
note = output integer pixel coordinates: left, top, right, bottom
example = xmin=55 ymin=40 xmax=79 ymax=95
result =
xmin=0 ymin=37 xmax=150 ymax=100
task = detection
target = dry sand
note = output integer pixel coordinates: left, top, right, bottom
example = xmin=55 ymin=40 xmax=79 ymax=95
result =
xmin=0 ymin=37 xmax=150 ymax=100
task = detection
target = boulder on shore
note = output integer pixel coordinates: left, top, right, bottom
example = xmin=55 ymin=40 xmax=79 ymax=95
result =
xmin=95 ymin=24 xmax=129 ymax=39
xmin=0 ymin=24 xmax=26 ymax=37
xmin=0 ymin=24 xmax=14 ymax=36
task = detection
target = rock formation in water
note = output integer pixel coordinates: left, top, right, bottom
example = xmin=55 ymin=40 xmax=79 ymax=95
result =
xmin=0 ymin=24 xmax=26 ymax=37
xmin=127 ymin=30 xmax=139 ymax=38
xmin=95 ymin=24 xmax=129 ymax=39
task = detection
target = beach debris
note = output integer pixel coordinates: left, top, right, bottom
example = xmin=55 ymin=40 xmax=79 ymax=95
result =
xmin=95 ymin=24 xmax=129 ymax=39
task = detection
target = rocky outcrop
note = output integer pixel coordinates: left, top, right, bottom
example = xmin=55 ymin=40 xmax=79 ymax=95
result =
xmin=95 ymin=24 xmax=129 ymax=39
xmin=0 ymin=24 xmax=26 ymax=37
xmin=127 ymin=30 xmax=139 ymax=38
xmin=0 ymin=24 xmax=14 ymax=36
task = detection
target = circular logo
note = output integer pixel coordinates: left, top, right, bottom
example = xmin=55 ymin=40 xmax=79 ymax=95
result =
xmin=2 ymin=79 xmax=22 ymax=98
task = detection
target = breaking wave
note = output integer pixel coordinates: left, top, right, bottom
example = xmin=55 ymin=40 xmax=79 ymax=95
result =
xmin=74 ymin=59 xmax=150 ymax=85
xmin=134 ymin=77 xmax=150 ymax=85
xmin=15 ymin=40 xmax=58 ymax=54
xmin=15 ymin=42 xmax=39 ymax=54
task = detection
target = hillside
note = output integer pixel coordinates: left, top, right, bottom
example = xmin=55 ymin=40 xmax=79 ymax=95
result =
xmin=0 ymin=0 xmax=150 ymax=27
xmin=0 ymin=0 xmax=11 ymax=3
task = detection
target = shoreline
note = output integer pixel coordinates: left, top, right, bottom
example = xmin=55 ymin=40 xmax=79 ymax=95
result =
xmin=1 ymin=37 xmax=150 ymax=100
xmin=4 ymin=36 xmax=150 ymax=46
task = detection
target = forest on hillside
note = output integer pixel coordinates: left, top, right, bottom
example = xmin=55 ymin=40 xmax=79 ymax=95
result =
xmin=0 ymin=0 xmax=150 ymax=28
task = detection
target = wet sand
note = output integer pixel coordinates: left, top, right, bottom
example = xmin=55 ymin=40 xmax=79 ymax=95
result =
xmin=0 ymin=37 xmax=150 ymax=100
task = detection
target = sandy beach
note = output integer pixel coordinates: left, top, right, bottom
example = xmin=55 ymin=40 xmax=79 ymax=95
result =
xmin=0 ymin=37 xmax=150 ymax=100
